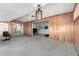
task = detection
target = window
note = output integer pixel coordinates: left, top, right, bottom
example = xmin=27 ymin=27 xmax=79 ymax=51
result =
xmin=0 ymin=23 xmax=8 ymax=36
xmin=13 ymin=23 xmax=24 ymax=36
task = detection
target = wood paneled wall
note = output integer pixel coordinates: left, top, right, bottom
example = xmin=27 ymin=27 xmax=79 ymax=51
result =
xmin=48 ymin=12 xmax=74 ymax=42
xmin=73 ymin=3 xmax=79 ymax=55
xmin=74 ymin=18 xmax=79 ymax=55
xmin=24 ymin=22 xmax=32 ymax=36
xmin=24 ymin=12 xmax=74 ymax=42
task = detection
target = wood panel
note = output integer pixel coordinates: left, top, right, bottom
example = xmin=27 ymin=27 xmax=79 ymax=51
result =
xmin=74 ymin=18 xmax=79 ymax=55
xmin=73 ymin=3 xmax=79 ymax=55
xmin=48 ymin=12 xmax=74 ymax=42
xmin=24 ymin=22 xmax=32 ymax=36
xmin=24 ymin=12 xmax=74 ymax=42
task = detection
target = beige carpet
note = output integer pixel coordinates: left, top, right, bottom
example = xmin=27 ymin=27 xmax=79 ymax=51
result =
xmin=0 ymin=36 xmax=77 ymax=56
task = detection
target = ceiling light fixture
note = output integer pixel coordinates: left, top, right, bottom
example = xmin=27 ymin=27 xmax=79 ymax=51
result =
xmin=36 ymin=4 xmax=42 ymax=20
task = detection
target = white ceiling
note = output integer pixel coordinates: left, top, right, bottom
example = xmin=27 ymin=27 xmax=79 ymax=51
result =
xmin=0 ymin=3 xmax=35 ymax=21
xmin=0 ymin=3 xmax=75 ymax=22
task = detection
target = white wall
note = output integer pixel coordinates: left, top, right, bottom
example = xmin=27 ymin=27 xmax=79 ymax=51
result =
xmin=33 ymin=23 xmax=37 ymax=28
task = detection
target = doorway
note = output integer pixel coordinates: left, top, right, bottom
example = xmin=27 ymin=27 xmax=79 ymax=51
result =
xmin=32 ymin=21 xmax=49 ymax=37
